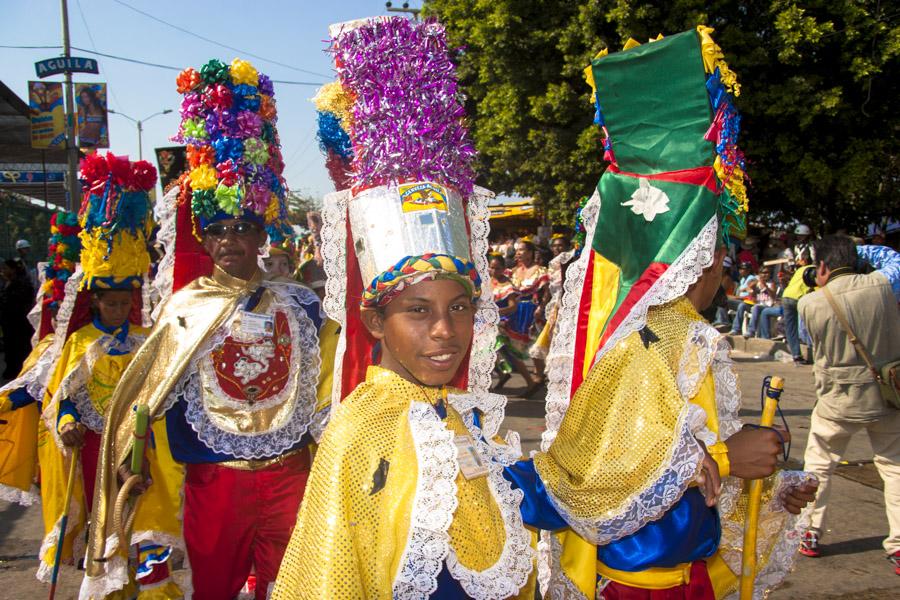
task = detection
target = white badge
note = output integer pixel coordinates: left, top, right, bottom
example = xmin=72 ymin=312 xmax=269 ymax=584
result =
xmin=240 ymin=310 xmax=274 ymax=338
xmin=454 ymin=434 xmax=489 ymax=480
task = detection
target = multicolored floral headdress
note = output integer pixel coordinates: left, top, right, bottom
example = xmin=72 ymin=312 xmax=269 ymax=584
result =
xmin=172 ymin=58 xmax=291 ymax=240
xmin=552 ymin=27 xmax=750 ymax=399
xmin=319 ymin=16 xmax=498 ymax=403
xmin=77 ymin=152 xmax=155 ymax=290
xmin=41 ymin=212 xmax=81 ymax=309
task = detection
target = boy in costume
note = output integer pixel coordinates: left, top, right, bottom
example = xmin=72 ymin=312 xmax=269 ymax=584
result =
xmin=273 ymin=17 xmax=537 ymax=599
xmin=24 ymin=154 xmax=181 ymax=597
xmin=82 ymin=58 xmax=333 ymax=600
xmin=525 ymin=29 xmax=818 ymax=599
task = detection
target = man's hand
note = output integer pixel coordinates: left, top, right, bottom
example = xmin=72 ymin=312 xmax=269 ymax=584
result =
xmin=116 ymin=456 xmax=153 ymax=496
xmin=59 ymin=422 xmax=85 ymax=448
xmin=696 ymin=445 xmax=722 ymax=507
xmin=780 ymin=480 xmax=819 ymax=515
xmin=725 ymin=426 xmax=790 ymax=480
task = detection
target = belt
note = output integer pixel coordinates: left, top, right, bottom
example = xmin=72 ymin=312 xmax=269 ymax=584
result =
xmin=217 ymin=445 xmax=311 ymax=471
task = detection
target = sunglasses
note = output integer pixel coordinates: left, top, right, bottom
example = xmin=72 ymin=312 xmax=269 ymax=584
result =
xmin=203 ymin=221 xmax=259 ymax=238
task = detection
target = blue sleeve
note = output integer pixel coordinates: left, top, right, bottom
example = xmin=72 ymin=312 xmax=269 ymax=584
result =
xmin=8 ymin=387 xmax=36 ymax=410
xmin=502 ymin=459 xmax=569 ymax=531
xmin=57 ymin=397 xmax=81 ymax=426
xmin=857 ymin=245 xmax=900 ymax=300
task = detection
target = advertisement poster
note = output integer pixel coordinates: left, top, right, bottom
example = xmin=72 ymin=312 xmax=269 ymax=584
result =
xmin=74 ymin=82 xmax=109 ymax=148
xmin=154 ymin=146 xmax=187 ymax=190
xmin=27 ymin=81 xmax=65 ymax=148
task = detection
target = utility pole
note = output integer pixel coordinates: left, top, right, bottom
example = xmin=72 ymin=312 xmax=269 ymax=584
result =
xmin=60 ymin=0 xmax=79 ymax=211
xmin=384 ymin=2 xmax=421 ymax=20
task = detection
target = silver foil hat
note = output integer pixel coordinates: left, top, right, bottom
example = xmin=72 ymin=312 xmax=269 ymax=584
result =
xmin=349 ymin=181 xmax=471 ymax=287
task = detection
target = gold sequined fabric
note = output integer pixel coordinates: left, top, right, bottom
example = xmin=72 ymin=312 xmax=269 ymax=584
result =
xmin=534 ymin=298 xmax=698 ymax=521
xmin=273 ymin=366 xmax=508 ymax=599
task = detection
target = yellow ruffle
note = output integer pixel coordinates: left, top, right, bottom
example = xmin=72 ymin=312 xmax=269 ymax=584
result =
xmin=696 ymin=26 xmax=741 ymax=96
xmin=189 ymin=164 xmax=217 ymax=191
xmin=230 ymin=58 xmax=259 ymax=87
xmin=313 ymin=81 xmax=355 ymax=128
xmin=78 ymin=228 xmax=151 ymax=289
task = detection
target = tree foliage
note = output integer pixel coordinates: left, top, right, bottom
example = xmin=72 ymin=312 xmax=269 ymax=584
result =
xmin=425 ymin=0 xmax=899 ymax=232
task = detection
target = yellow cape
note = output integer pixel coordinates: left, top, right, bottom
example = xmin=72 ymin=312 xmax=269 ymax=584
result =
xmin=273 ymin=366 xmax=536 ymax=600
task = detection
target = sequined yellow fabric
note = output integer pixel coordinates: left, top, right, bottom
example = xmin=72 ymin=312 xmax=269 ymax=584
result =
xmin=534 ymin=298 xmax=698 ymax=521
xmin=273 ymin=366 xmax=509 ymax=599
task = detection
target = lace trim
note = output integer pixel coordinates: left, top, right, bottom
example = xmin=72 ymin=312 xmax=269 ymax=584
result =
xmin=721 ymin=471 xmax=817 ymax=600
xmin=27 ymin=261 xmax=46 ymax=345
xmin=320 ymin=189 xmax=350 ymax=406
xmin=0 ymin=483 xmax=40 ymax=507
xmin=393 ymin=402 xmax=458 ymax=600
xmin=150 ymin=186 xmax=180 ymax=322
xmin=447 ymin=391 xmax=507 ymax=441
xmin=539 ymin=530 xmax=589 ymax=600
xmin=37 ymin=460 xmax=85 ymax=582
xmin=540 ymin=402 xmax=706 ymax=545
xmin=684 ymin=402 xmax=717 ymax=448
xmin=592 ymin=215 xmax=718 ymax=368
xmin=541 ymin=190 xmax=601 ymax=452
xmin=466 ymin=186 xmax=501 ymax=400
xmin=445 ymin=407 xmax=535 ymax=599
xmin=141 ymin=272 xmax=153 ymax=328
xmin=77 ymin=534 xmax=131 ymax=600
xmin=308 ymin=405 xmax=330 ymax=443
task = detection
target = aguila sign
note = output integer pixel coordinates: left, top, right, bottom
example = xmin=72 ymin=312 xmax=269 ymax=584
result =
xmin=35 ymin=56 xmax=99 ymax=78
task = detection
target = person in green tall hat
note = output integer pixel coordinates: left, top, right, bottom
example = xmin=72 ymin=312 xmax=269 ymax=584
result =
xmin=497 ymin=27 xmax=820 ymax=599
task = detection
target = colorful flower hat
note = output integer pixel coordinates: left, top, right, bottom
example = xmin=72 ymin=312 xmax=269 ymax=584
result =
xmin=561 ymin=27 xmax=750 ymax=394
xmin=77 ymin=152 xmax=155 ymax=290
xmin=172 ymin=58 xmax=291 ymax=240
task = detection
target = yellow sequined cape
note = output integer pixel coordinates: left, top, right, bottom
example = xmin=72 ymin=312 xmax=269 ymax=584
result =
xmin=0 ymin=334 xmax=55 ymax=506
xmin=82 ymin=267 xmax=334 ymax=598
xmin=535 ymin=299 xmax=813 ymax=599
xmin=273 ymin=366 xmax=536 ymax=600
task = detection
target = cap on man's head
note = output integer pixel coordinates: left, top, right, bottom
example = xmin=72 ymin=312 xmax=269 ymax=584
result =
xmin=15 ymin=239 xmax=30 ymax=249
xmin=738 ymin=261 xmax=753 ymax=270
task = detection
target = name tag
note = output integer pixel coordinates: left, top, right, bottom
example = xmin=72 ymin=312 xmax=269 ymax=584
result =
xmin=240 ymin=311 xmax=274 ymax=338
xmin=454 ymin=434 xmax=489 ymax=480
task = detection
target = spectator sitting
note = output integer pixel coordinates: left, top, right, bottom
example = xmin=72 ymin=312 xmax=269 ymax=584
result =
xmin=748 ymin=267 xmax=784 ymax=339
xmin=737 ymin=236 xmax=760 ymax=271
xmin=728 ymin=261 xmax=757 ymax=335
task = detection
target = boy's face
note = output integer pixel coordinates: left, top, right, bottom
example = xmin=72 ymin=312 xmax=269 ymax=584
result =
xmin=263 ymin=254 xmax=292 ymax=277
xmin=362 ymin=278 xmax=475 ymax=387
xmin=94 ymin=290 xmax=133 ymax=329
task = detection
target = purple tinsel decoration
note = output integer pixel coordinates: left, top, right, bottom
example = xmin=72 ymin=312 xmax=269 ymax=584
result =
xmin=331 ymin=17 xmax=476 ymax=195
xmin=258 ymin=74 xmax=274 ymax=97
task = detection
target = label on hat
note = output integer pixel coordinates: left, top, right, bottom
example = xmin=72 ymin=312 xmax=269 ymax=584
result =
xmin=239 ymin=311 xmax=274 ymax=338
xmin=454 ymin=434 xmax=489 ymax=480
xmin=399 ymin=181 xmax=448 ymax=213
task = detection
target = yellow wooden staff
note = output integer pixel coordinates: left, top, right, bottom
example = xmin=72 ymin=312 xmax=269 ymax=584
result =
xmin=739 ymin=375 xmax=784 ymax=600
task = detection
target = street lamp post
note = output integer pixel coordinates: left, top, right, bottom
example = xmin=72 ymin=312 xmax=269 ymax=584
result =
xmin=108 ymin=109 xmax=173 ymax=161
xmin=384 ymin=1 xmax=421 ymax=20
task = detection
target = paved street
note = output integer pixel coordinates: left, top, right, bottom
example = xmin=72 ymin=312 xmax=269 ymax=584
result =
xmin=1 ymin=355 xmax=898 ymax=598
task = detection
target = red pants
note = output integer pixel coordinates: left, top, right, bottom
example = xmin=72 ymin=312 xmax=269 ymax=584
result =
xmin=601 ymin=561 xmax=715 ymax=600
xmin=81 ymin=430 xmax=101 ymax=506
xmin=183 ymin=450 xmax=310 ymax=600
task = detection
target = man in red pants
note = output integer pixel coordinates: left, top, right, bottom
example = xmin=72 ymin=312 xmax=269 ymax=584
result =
xmin=82 ymin=58 xmax=335 ymax=600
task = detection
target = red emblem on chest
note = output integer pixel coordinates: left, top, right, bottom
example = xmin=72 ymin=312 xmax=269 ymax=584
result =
xmin=211 ymin=311 xmax=292 ymax=404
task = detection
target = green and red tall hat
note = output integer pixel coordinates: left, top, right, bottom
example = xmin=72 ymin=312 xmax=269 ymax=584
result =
xmin=565 ymin=27 xmax=749 ymax=393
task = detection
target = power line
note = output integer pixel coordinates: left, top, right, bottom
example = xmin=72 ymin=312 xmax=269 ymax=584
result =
xmin=75 ymin=0 xmax=123 ymax=110
xmin=112 ymin=0 xmax=332 ymax=79
xmin=1 ymin=44 xmax=324 ymax=86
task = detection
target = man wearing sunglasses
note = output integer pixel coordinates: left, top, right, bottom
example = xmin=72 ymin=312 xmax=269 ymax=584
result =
xmin=82 ymin=58 xmax=336 ymax=600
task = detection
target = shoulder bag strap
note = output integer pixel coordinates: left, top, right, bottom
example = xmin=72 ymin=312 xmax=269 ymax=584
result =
xmin=821 ymin=285 xmax=884 ymax=384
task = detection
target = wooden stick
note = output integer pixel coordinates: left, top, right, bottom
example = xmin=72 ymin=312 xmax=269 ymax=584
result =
xmin=48 ymin=447 xmax=79 ymax=600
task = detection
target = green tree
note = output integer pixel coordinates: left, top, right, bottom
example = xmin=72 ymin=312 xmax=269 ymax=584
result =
xmin=285 ymin=190 xmax=321 ymax=229
xmin=425 ymin=0 xmax=899 ymax=232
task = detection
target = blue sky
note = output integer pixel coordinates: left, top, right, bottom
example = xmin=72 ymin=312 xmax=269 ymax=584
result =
xmin=1 ymin=0 xmax=420 ymax=202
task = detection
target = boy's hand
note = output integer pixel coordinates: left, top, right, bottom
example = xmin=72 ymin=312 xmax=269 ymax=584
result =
xmin=116 ymin=456 xmax=153 ymax=496
xmin=781 ymin=480 xmax=819 ymax=515
xmin=60 ymin=422 xmax=85 ymax=448
xmin=696 ymin=445 xmax=722 ymax=507
xmin=726 ymin=426 xmax=790 ymax=480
